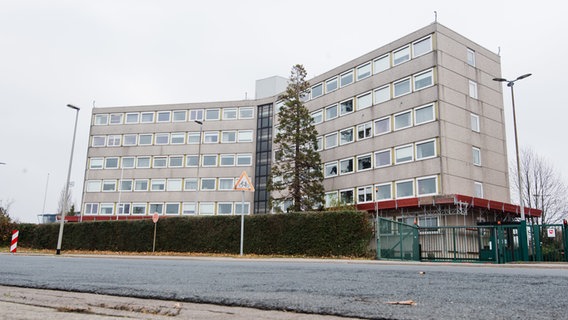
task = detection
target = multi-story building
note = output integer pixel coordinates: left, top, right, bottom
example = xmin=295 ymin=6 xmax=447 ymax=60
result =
xmin=79 ymin=22 xmax=540 ymax=225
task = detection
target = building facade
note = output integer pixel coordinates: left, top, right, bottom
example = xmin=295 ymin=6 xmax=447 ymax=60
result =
xmin=80 ymin=23 xmax=517 ymax=222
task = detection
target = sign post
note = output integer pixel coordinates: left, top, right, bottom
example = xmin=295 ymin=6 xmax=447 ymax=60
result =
xmin=234 ymin=171 xmax=255 ymax=256
xmin=152 ymin=212 xmax=159 ymax=252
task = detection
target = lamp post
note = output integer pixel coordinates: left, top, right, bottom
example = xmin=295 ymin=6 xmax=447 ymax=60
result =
xmin=56 ymin=104 xmax=80 ymax=255
xmin=493 ymin=73 xmax=531 ymax=220
xmin=194 ymin=120 xmax=203 ymax=215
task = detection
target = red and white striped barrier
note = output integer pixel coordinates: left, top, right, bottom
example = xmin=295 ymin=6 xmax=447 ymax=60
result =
xmin=10 ymin=230 xmax=18 ymax=253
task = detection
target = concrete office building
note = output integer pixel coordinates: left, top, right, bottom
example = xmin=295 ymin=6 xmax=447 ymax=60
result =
xmin=79 ymin=23 xmax=538 ymax=224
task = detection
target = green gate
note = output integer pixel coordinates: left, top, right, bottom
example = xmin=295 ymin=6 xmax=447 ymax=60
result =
xmin=376 ymin=217 xmax=419 ymax=261
xmin=528 ymin=223 xmax=568 ymax=262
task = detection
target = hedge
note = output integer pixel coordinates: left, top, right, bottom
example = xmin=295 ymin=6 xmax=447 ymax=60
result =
xmin=9 ymin=211 xmax=373 ymax=257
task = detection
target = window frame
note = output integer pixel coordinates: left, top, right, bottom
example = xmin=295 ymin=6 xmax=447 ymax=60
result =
xmin=202 ymin=154 xmax=218 ymax=167
xmin=375 ymin=182 xmax=392 ymax=201
xmin=324 ymin=161 xmax=338 ymax=178
xmin=374 ymin=84 xmax=390 ymax=104
xmin=374 ymin=149 xmax=392 ymax=168
xmin=339 ymin=157 xmax=354 ymax=175
xmin=414 ymin=103 xmax=435 ymax=125
xmin=472 ymin=147 xmax=481 ymax=166
xmin=125 ymin=112 xmax=139 ymax=124
xmin=356 ymin=91 xmax=372 ymax=110
xmin=356 ymin=153 xmax=372 ymax=172
xmin=200 ymin=178 xmax=216 ymax=191
xmin=357 ymin=185 xmax=373 ymax=203
xmin=173 ymin=110 xmax=187 ymax=122
xmin=395 ymin=179 xmax=414 ymax=199
xmin=357 ymin=121 xmax=372 ymax=141
xmin=339 ymin=127 xmax=354 ymax=145
xmin=356 ymin=62 xmax=372 ymax=81
xmin=311 ymin=83 xmax=324 ymax=100
xmin=413 ymin=69 xmax=434 ymax=91
xmin=339 ymin=98 xmax=354 ymax=116
xmin=340 ymin=69 xmax=354 ymax=87
xmin=471 ymin=113 xmax=480 ymax=132
xmin=140 ymin=112 xmax=154 ymax=123
xmin=311 ymin=110 xmax=323 ymax=124
xmin=222 ymin=108 xmax=237 ymax=120
xmin=415 ymin=139 xmax=437 ymax=161
xmin=374 ymin=116 xmax=391 ymax=136
xmin=325 ymin=77 xmax=338 ymax=93
xmin=412 ymin=35 xmax=432 ymax=58
xmin=325 ymin=104 xmax=338 ymax=121
xmin=393 ymin=77 xmax=411 ymax=97
xmin=416 ymin=175 xmax=438 ymax=196
xmin=394 ymin=110 xmax=412 ymax=131
xmin=156 ymin=111 xmax=171 ymax=123
xmin=324 ymin=132 xmax=338 ymax=149
xmin=395 ymin=144 xmax=414 ymax=164
xmin=393 ymin=45 xmax=410 ymax=65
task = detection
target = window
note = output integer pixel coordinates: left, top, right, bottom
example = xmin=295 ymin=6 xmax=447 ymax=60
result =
xmin=357 ymin=186 xmax=373 ymax=203
xmin=356 ymin=62 xmax=371 ymax=81
xmin=182 ymin=202 xmax=196 ymax=215
xmin=84 ymin=203 xmax=98 ymax=215
xmin=187 ymin=132 xmax=201 ymax=144
xmin=316 ymin=136 xmax=323 ymax=151
xmin=123 ymin=134 xmax=137 ymax=146
xmin=199 ymin=203 xmax=215 ymax=215
xmin=119 ymin=179 xmax=133 ymax=191
xmin=474 ymin=182 xmax=484 ymax=198
xmin=220 ymin=131 xmax=237 ymax=143
xmin=239 ymin=107 xmax=254 ymax=119
xmin=219 ymin=178 xmax=234 ymax=190
xmin=393 ymin=78 xmax=411 ymax=97
xmin=125 ymin=113 xmax=139 ymax=124
xmin=325 ymin=104 xmax=338 ymax=120
xmin=357 ymin=122 xmax=372 ymax=140
xmin=374 ymin=117 xmax=391 ymax=135
xmin=218 ymin=203 xmax=233 ymax=215
xmin=153 ymin=156 xmax=167 ymax=168
xmin=94 ymin=114 xmax=108 ymax=125
xmin=223 ymin=108 xmax=237 ymax=120
xmin=471 ymin=113 xmax=480 ymax=132
xmin=238 ymin=130 xmax=253 ymax=142
xmin=100 ymin=204 xmax=114 ymax=215
xmin=339 ymin=189 xmax=354 ymax=205
xmin=412 ymin=36 xmax=432 ymax=57
xmin=201 ymin=108 xmax=219 ymax=121
xmin=311 ymin=83 xmax=323 ymax=99
xmin=395 ymin=145 xmax=414 ymax=164
xmin=89 ymin=158 xmax=103 ymax=169
xmin=339 ymin=127 xmax=354 ymax=145
xmin=469 ymin=80 xmax=478 ymax=99
xmin=375 ymin=183 xmax=392 ymax=201
xmin=202 ymin=154 xmax=217 ymax=167
xmin=414 ymin=69 xmax=433 ymax=90
xmin=184 ymin=178 xmax=197 ymax=191
xmin=356 ymin=92 xmax=372 ymax=110
xmin=467 ymin=48 xmax=476 ymax=67
xmin=151 ymin=179 xmax=166 ymax=191
xmin=170 ymin=132 xmax=185 ymax=144
xmin=134 ymin=179 xmax=149 ymax=191
xmin=107 ymin=135 xmax=121 ymax=147
xmin=324 ymin=161 xmax=338 ymax=178
xmin=138 ymin=134 xmax=152 ymax=145
xmin=165 ymin=203 xmax=180 ymax=215
xmin=169 ymin=156 xmax=184 ymax=167
xmin=117 ymin=203 xmax=131 ymax=215
xmin=325 ymin=132 xmax=338 ymax=149
xmin=102 ymin=180 xmax=116 ymax=192
xmin=415 ymin=104 xmax=435 ymax=125
xmin=326 ymin=77 xmax=338 ymax=93
xmin=189 ymin=109 xmax=204 ymax=121
xmin=235 ymin=202 xmax=250 ymax=215
xmin=325 ymin=191 xmax=338 ymax=208
xmin=393 ymin=45 xmax=410 ymax=65
xmin=394 ymin=110 xmax=412 ymax=130
xmin=373 ymin=54 xmax=390 ymax=74
xmin=236 ymin=154 xmax=253 ymax=166
xmin=105 ymin=157 xmax=119 ymax=169
xmin=220 ymin=154 xmax=235 ymax=166
xmin=136 ymin=156 xmax=150 ymax=168
xmin=155 ymin=133 xmax=169 ymax=145
xmin=417 ymin=176 xmax=437 ymax=196
xmin=132 ymin=203 xmax=147 ymax=215
xmin=357 ymin=154 xmax=372 ymax=171
xmin=149 ymin=203 xmax=164 ymax=215
xmin=473 ymin=147 xmax=481 ymax=166
xmin=92 ymin=136 xmax=106 ymax=147
xmin=109 ymin=114 xmax=123 ymax=124
xmin=311 ymin=110 xmax=323 ymax=124
xmin=374 ymin=85 xmax=390 ymax=104
xmin=340 ymin=70 xmax=354 ymax=87
xmin=86 ymin=180 xmax=101 ymax=192
xmin=201 ymin=178 xmax=216 ymax=190
xmin=339 ymin=99 xmax=354 ymax=115
xmin=374 ymin=149 xmax=391 ymax=168
xmin=157 ymin=111 xmax=171 ymax=122
xmin=339 ymin=158 xmax=354 ymax=175
xmin=204 ymin=131 xmax=219 ymax=143
xmin=173 ymin=110 xmax=187 ymax=122
xmin=140 ymin=112 xmax=154 ymax=123
xmin=121 ymin=157 xmax=135 ymax=168
xmin=416 ymin=139 xmax=436 ymax=160
xmin=396 ymin=180 xmax=414 ymax=198
xmin=185 ymin=155 xmax=198 ymax=167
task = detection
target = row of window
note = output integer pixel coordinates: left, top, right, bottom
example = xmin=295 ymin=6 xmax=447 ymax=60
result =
xmin=308 ymin=35 xmax=433 ymax=100
xmin=315 ymin=103 xmax=435 ymax=151
xmin=91 ymin=130 xmax=254 ymax=147
xmin=89 ymin=153 xmax=253 ymax=170
xmin=323 ymin=138 xmax=437 ymax=178
xmin=93 ymin=107 xmax=255 ymax=126
xmin=84 ymin=201 xmax=251 ymax=216
xmin=86 ymin=177 xmax=243 ymax=193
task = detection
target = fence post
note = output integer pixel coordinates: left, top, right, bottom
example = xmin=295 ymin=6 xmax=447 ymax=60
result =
xmin=519 ymin=220 xmax=529 ymax=262
xmin=532 ymin=225 xmax=542 ymax=261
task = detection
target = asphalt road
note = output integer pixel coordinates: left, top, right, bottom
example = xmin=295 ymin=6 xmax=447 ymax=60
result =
xmin=0 ymin=254 xmax=567 ymax=319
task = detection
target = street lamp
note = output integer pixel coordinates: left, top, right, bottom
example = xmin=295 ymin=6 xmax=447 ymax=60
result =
xmin=493 ymin=73 xmax=532 ymax=220
xmin=194 ymin=120 xmax=203 ymax=215
xmin=56 ymin=104 xmax=80 ymax=255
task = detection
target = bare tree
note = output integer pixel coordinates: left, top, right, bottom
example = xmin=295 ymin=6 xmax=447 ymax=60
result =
xmin=57 ymin=184 xmax=74 ymax=216
xmin=511 ymin=148 xmax=568 ymax=224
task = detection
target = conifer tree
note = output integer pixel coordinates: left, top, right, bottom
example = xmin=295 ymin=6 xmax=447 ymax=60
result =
xmin=269 ymin=64 xmax=324 ymax=212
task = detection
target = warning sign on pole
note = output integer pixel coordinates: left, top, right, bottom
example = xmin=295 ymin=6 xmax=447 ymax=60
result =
xmin=10 ymin=230 xmax=18 ymax=253
xmin=234 ymin=171 xmax=255 ymax=191
xmin=547 ymin=228 xmax=556 ymax=238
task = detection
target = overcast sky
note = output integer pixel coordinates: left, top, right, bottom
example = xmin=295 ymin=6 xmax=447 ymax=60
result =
xmin=1 ymin=0 xmax=565 ymax=223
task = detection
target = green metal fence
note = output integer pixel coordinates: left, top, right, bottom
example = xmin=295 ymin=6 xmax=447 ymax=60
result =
xmin=376 ymin=217 xmax=419 ymax=261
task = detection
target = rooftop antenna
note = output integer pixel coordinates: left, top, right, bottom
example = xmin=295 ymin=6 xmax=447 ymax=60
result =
xmin=434 ymin=11 xmax=437 ymax=23
xmin=245 ymin=92 xmax=248 ymax=100
xmin=93 ymin=100 xmax=96 ymax=108
xmin=497 ymin=46 xmax=501 ymax=56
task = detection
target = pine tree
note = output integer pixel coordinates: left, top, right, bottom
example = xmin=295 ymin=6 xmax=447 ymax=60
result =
xmin=269 ymin=64 xmax=324 ymax=212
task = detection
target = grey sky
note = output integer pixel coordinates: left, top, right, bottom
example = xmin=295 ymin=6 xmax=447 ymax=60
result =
xmin=1 ymin=0 xmax=565 ymax=223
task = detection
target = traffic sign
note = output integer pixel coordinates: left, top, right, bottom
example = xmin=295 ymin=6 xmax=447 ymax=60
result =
xmin=152 ymin=212 xmax=159 ymax=223
xmin=234 ymin=171 xmax=255 ymax=191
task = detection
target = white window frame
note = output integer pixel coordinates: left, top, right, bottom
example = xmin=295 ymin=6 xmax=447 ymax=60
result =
xmin=107 ymin=135 xmax=121 ymax=147
xmin=374 ymin=149 xmax=392 ymax=168
xmin=325 ymin=191 xmax=338 ymax=208
xmin=339 ymin=127 xmax=354 ymax=145
xmin=121 ymin=157 xmax=135 ymax=169
xmin=169 ymin=155 xmax=184 ymax=168
xmin=339 ymin=157 xmax=354 ymax=175
xmin=165 ymin=203 xmax=180 ymax=215
xmin=134 ymin=179 xmax=149 ymax=191
xmin=471 ymin=113 xmax=480 ymax=132
xmin=202 ymin=154 xmax=218 ymax=167
xmin=373 ymin=54 xmax=390 ymax=74
xmin=473 ymin=147 xmax=481 ymax=166
xmin=238 ymin=130 xmax=253 ymax=142
xmin=412 ymin=35 xmax=432 ymax=58
xmin=325 ymin=104 xmax=338 ymax=121
xmin=375 ymin=183 xmax=392 ymax=201
xmin=414 ymin=103 xmax=435 ymax=125
xmin=153 ymin=156 xmax=167 ymax=168
xmin=325 ymin=77 xmax=338 ymax=93
xmin=474 ymin=181 xmax=484 ymax=198
xmin=123 ymin=134 xmax=137 ymax=146
xmin=104 ymin=157 xmax=119 ymax=169
xmin=109 ymin=113 xmax=123 ymax=125
xmin=189 ymin=109 xmax=204 ymax=121
xmin=84 ymin=203 xmax=99 ymax=215
xmin=356 ymin=154 xmax=372 ymax=172
xmin=187 ymin=132 xmax=200 ymax=144
xmin=340 ymin=69 xmax=354 ymax=87
xmin=393 ymin=45 xmax=410 ymax=65
xmin=217 ymin=202 xmax=233 ymax=215
xmin=356 ymin=62 xmax=371 ymax=81
xmin=324 ymin=132 xmax=338 ymax=149
xmin=155 ymin=133 xmax=169 ymax=145
xmin=374 ymin=116 xmax=391 ymax=136
xmin=395 ymin=179 xmax=414 ymax=199
xmin=92 ymin=136 xmax=106 ymax=147
xmin=222 ymin=108 xmax=237 ymax=120
xmin=374 ymin=84 xmax=390 ymax=104
xmin=393 ymin=77 xmax=411 ymax=97
xmin=182 ymin=202 xmax=196 ymax=215
xmin=157 ymin=111 xmax=171 ymax=123
xmin=136 ymin=156 xmax=151 ymax=168
xmin=311 ymin=83 xmax=324 ymax=100
xmin=394 ymin=110 xmax=412 ymax=131
xmin=200 ymin=178 xmax=216 ymax=191
xmin=140 ymin=112 xmax=154 ymax=123
xmin=220 ymin=154 xmax=236 ymax=166
xmin=102 ymin=180 xmax=116 ymax=192
xmin=149 ymin=203 xmax=164 ymax=215
xmin=117 ymin=203 xmax=131 ymax=215
xmin=199 ymin=203 xmax=215 ymax=215
xmin=94 ymin=114 xmax=108 ymax=125
xmin=311 ymin=110 xmax=323 ymax=124
xmin=324 ymin=161 xmax=338 ymax=178
xmin=119 ymin=179 xmax=133 ymax=192
xmin=467 ymin=48 xmax=476 ymax=67
xmin=218 ymin=178 xmax=234 ymax=190
xmin=170 ymin=132 xmax=185 ymax=144
xmin=204 ymin=131 xmax=219 ymax=144
xmin=132 ymin=203 xmax=147 ymax=215
xmin=86 ymin=180 xmax=101 ymax=192
xmin=221 ymin=131 xmax=237 ymax=143
xmin=356 ymin=91 xmax=372 ymax=110
xmin=184 ymin=178 xmax=197 ymax=191
xmin=89 ymin=158 xmax=103 ymax=169
xmin=138 ymin=134 xmax=153 ymax=146
xmin=413 ymin=69 xmax=434 ymax=91
xmin=239 ymin=107 xmax=254 ymax=119
xmin=125 ymin=113 xmax=139 ymax=124
xmin=469 ymin=80 xmax=478 ymax=99
xmin=357 ymin=122 xmax=372 ymax=141
xmin=339 ymin=99 xmax=354 ymax=116
xmin=357 ymin=185 xmax=373 ymax=203
xmin=395 ymin=144 xmax=414 ymax=164
xmin=415 ymin=139 xmax=437 ymax=160
xmin=151 ymin=179 xmax=166 ymax=192
xmin=416 ymin=175 xmax=438 ymax=196
xmin=236 ymin=154 xmax=253 ymax=166
xmin=173 ymin=110 xmax=187 ymax=122
xmin=205 ymin=108 xmax=220 ymax=121
xmin=100 ymin=203 xmax=114 ymax=215
xmin=339 ymin=188 xmax=354 ymax=205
